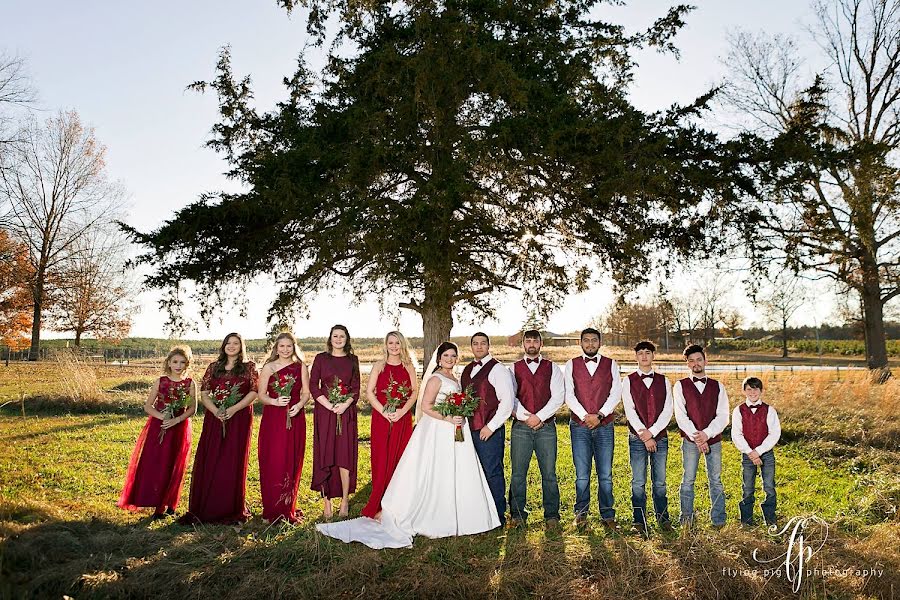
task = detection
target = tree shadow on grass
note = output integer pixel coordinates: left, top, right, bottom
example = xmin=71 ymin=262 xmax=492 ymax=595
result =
xmin=0 ymin=414 xmax=130 ymax=442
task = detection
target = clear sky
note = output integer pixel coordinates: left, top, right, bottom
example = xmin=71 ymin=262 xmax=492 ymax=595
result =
xmin=1 ymin=1 xmax=833 ymax=340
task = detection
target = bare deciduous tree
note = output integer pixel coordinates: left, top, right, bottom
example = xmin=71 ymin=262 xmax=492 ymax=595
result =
xmin=758 ymin=275 xmax=808 ymax=358
xmin=723 ymin=0 xmax=900 ymax=376
xmin=47 ymin=224 xmax=137 ymax=346
xmin=0 ymin=50 xmax=37 ymax=148
xmin=0 ymin=110 xmax=121 ymax=360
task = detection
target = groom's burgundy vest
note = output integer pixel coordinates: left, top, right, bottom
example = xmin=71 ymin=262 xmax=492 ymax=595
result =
xmin=461 ymin=358 xmax=500 ymax=431
xmin=627 ymin=371 xmax=668 ymax=439
xmin=513 ymin=359 xmax=553 ymax=420
xmin=678 ymin=377 xmax=723 ymax=445
xmin=570 ymin=355 xmax=616 ymax=427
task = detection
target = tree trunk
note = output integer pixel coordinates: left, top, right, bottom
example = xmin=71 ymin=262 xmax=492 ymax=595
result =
xmin=420 ymin=299 xmax=453 ymax=371
xmin=860 ymin=279 xmax=890 ymax=376
xmin=781 ymin=317 xmax=788 ymax=358
xmin=74 ymin=329 xmax=83 ymax=347
xmin=28 ymin=279 xmax=43 ymax=362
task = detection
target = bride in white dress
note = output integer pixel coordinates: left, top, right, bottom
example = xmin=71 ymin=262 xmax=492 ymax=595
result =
xmin=316 ymin=341 xmax=501 ymax=548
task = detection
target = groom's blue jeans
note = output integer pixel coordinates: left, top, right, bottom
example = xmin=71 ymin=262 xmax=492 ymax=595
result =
xmin=471 ymin=424 xmax=506 ymax=524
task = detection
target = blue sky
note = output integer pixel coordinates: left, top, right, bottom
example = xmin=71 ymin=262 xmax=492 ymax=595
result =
xmin=1 ymin=1 xmax=829 ymax=339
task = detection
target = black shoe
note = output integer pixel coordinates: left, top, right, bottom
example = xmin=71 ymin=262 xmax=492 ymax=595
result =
xmin=165 ymin=507 xmax=175 ymax=516
xmin=151 ymin=512 xmax=167 ymax=521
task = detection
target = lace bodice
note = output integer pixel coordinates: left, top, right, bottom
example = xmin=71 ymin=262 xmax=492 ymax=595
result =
xmin=432 ymin=373 xmax=461 ymax=405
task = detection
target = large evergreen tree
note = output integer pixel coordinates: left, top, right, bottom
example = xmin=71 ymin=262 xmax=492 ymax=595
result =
xmin=126 ymin=0 xmax=743 ymax=359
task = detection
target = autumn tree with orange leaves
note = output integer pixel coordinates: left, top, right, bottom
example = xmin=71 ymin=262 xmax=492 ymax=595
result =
xmin=0 ymin=228 xmax=32 ymax=349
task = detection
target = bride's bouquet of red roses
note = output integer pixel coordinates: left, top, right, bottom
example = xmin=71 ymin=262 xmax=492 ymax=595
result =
xmin=435 ymin=385 xmax=480 ymax=442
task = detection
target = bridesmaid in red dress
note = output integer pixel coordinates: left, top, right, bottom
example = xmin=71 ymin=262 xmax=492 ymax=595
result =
xmin=361 ymin=331 xmax=418 ymax=520
xmin=179 ymin=333 xmax=259 ymax=525
xmin=310 ymin=324 xmax=360 ymax=519
xmin=257 ymin=332 xmax=310 ymax=523
xmin=118 ymin=346 xmax=198 ymax=519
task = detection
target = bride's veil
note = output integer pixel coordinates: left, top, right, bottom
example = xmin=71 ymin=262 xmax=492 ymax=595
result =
xmin=414 ymin=348 xmax=438 ymax=423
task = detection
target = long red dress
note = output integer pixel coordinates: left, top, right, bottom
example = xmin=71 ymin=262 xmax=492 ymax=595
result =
xmin=361 ymin=362 xmax=414 ymax=518
xmin=258 ymin=361 xmax=306 ymax=523
xmin=179 ymin=361 xmax=258 ymax=525
xmin=310 ymin=352 xmax=360 ymax=498
xmin=118 ymin=376 xmax=193 ymax=513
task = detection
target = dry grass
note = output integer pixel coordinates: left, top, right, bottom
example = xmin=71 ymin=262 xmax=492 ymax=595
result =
xmin=1 ymin=363 xmax=898 ymax=598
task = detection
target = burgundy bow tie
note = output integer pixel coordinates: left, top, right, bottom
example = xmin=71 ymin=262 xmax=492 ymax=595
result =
xmin=692 ymin=376 xmax=707 ymax=383
xmin=526 ymin=357 xmax=539 ymax=364
xmin=472 ymin=360 xmax=482 ymax=367
xmin=584 ymin=356 xmax=597 ymax=363
xmin=640 ymin=373 xmax=654 ymax=379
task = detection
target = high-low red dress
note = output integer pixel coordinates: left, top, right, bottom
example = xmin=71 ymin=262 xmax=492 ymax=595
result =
xmin=118 ymin=376 xmax=193 ymax=513
xmin=258 ymin=361 xmax=306 ymax=523
xmin=179 ymin=361 xmax=258 ymax=525
xmin=310 ymin=352 xmax=360 ymax=498
xmin=361 ymin=362 xmax=414 ymax=518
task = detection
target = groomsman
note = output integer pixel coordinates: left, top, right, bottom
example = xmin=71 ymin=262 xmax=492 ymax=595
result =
xmin=564 ymin=327 xmax=622 ymax=529
xmin=621 ymin=340 xmax=674 ymax=535
xmin=508 ymin=330 xmax=564 ymax=529
xmin=673 ymin=344 xmax=729 ymax=528
xmin=462 ymin=332 xmax=514 ymax=526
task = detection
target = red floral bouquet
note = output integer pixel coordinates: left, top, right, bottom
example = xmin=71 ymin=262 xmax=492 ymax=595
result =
xmin=328 ymin=377 xmax=354 ymax=435
xmin=159 ymin=384 xmax=191 ymax=444
xmin=271 ymin=372 xmax=297 ymax=429
xmin=380 ymin=373 xmax=412 ymax=429
xmin=210 ymin=382 xmax=242 ymax=438
xmin=435 ymin=385 xmax=480 ymax=442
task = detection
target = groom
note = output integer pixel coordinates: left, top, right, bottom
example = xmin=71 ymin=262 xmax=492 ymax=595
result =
xmin=461 ymin=332 xmax=514 ymax=526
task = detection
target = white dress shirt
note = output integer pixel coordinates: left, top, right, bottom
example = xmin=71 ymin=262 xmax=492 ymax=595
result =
xmin=672 ymin=376 xmax=730 ymax=439
xmin=563 ymin=355 xmax=622 ymax=420
xmin=621 ymin=369 xmax=674 ymax=437
xmin=469 ymin=353 xmax=514 ymax=432
xmin=508 ymin=355 xmax=565 ymax=422
xmin=731 ymin=400 xmax=782 ymax=455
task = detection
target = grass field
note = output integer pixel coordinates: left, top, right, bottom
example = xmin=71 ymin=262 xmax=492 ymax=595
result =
xmin=1 ymin=358 xmax=898 ymax=599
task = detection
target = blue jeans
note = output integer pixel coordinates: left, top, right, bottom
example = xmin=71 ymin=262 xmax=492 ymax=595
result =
xmin=680 ymin=440 xmax=726 ymax=526
xmin=570 ymin=420 xmax=615 ymax=520
xmin=472 ymin=424 xmax=506 ymax=524
xmin=628 ymin=433 xmax=670 ymax=525
xmin=509 ymin=420 xmax=560 ymax=521
xmin=739 ymin=450 xmax=776 ymax=525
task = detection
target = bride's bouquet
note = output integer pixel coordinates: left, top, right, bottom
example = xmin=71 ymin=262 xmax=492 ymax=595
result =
xmin=435 ymin=385 xmax=480 ymax=442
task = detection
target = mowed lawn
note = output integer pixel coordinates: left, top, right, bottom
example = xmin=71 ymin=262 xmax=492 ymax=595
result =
xmin=1 ymin=363 xmax=898 ymax=599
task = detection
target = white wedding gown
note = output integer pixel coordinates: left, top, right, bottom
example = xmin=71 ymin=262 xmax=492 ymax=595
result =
xmin=316 ymin=373 xmax=500 ymax=548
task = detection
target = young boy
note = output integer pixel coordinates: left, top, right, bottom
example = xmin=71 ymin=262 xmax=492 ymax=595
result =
xmin=731 ymin=376 xmax=781 ymax=526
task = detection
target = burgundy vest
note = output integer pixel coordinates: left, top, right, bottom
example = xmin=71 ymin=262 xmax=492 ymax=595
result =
xmin=739 ymin=403 xmax=770 ymax=449
xmin=678 ymin=377 xmax=722 ymax=445
xmin=461 ymin=358 xmax=500 ymax=431
xmin=570 ymin=355 xmax=615 ymax=427
xmin=513 ymin=359 xmax=553 ymax=420
xmin=627 ymin=372 xmax=668 ymax=439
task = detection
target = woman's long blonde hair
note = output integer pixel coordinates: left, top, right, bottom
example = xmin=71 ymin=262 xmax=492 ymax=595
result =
xmin=265 ymin=332 xmax=303 ymax=365
xmin=162 ymin=345 xmax=193 ymax=375
xmin=383 ymin=331 xmax=418 ymax=370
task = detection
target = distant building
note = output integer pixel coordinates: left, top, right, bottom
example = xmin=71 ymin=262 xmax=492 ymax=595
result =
xmin=507 ymin=330 xmax=581 ymax=347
